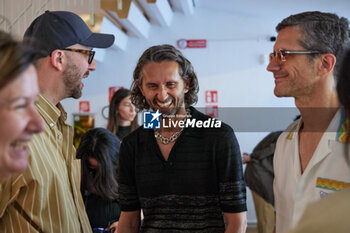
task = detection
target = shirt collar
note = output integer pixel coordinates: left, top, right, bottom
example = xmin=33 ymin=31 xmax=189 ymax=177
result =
xmin=287 ymin=108 xmax=348 ymax=143
xmin=36 ymin=94 xmax=67 ymax=128
xmin=336 ymin=108 xmax=349 ymax=143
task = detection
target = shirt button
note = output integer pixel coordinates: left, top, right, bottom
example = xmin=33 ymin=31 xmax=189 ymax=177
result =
xmin=58 ymin=134 xmax=62 ymax=140
xmin=49 ymin=123 xmax=55 ymax=127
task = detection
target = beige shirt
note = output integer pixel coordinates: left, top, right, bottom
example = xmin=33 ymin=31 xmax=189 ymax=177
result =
xmin=274 ymin=109 xmax=350 ymax=233
xmin=0 ymin=95 xmax=92 ymax=233
xmin=286 ymin=187 xmax=350 ymax=233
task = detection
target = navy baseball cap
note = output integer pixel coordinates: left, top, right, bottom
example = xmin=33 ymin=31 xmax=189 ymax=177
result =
xmin=24 ymin=10 xmax=115 ymax=57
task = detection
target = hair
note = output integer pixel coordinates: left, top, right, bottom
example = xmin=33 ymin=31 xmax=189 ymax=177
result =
xmin=107 ymin=88 xmax=139 ymax=136
xmin=276 ymin=11 xmax=350 ymax=78
xmin=77 ymin=127 xmax=120 ymax=201
xmin=0 ymin=30 xmax=40 ymax=90
xmin=337 ymin=49 xmax=350 ymax=138
xmin=130 ymin=44 xmax=199 ymax=110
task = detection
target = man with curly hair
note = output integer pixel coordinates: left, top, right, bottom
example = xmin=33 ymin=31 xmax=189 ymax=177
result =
xmin=117 ymin=44 xmax=247 ymax=233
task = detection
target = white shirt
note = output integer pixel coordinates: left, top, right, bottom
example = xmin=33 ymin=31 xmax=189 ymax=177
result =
xmin=274 ymin=109 xmax=350 ymax=233
xmin=285 ymin=187 xmax=350 ymax=233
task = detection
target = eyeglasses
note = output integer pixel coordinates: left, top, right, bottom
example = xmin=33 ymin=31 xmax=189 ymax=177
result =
xmin=62 ymin=48 xmax=95 ymax=64
xmin=269 ymin=49 xmax=322 ymax=65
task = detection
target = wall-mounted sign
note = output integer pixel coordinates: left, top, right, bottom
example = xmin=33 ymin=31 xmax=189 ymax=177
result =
xmin=79 ymin=101 xmax=90 ymax=113
xmin=177 ymin=39 xmax=207 ymax=49
xmin=109 ymin=86 xmax=123 ymax=102
xmin=205 ymin=90 xmax=218 ymax=104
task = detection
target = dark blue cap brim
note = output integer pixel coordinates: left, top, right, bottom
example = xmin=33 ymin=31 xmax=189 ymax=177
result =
xmin=81 ymin=33 xmax=115 ymax=48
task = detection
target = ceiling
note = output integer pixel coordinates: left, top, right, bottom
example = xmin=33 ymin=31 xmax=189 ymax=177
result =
xmin=193 ymin=0 xmax=350 ymax=24
xmin=92 ymin=0 xmax=350 ymax=51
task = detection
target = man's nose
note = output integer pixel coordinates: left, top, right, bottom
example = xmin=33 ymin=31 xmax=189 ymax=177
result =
xmin=266 ymin=58 xmax=281 ymax=72
xmin=89 ymin=59 xmax=96 ymax=71
xmin=157 ymin=86 xmax=168 ymax=102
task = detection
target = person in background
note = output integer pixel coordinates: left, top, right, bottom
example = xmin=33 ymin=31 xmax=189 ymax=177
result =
xmin=0 ymin=31 xmax=45 ymax=179
xmin=77 ymin=127 xmax=121 ymax=233
xmin=267 ymin=11 xmax=350 ymax=233
xmin=243 ymin=116 xmax=299 ymax=233
xmin=0 ymin=11 xmax=114 ymax=233
xmin=107 ymin=88 xmax=138 ymax=140
xmin=285 ymin=49 xmax=350 ymax=233
xmin=242 ymin=131 xmax=282 ymax=233
xmin=117 ymin=44 xmax=247 ymax=233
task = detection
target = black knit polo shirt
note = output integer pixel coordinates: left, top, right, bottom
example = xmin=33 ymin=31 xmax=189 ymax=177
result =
xmin=117 ymin=107 xmax=246 ymax=233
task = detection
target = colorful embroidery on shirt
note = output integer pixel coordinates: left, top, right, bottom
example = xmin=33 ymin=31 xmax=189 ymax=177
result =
xmin=336 ymin=114 xmax=350 ymax=143
xmin=287 ymin=124 xmax=298 ymax=140
xmin=316 ymin=177 xmax=350 ymax=191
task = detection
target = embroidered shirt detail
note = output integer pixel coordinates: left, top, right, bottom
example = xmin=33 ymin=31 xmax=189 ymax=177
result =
xmin=287 ymin=124 xmax=298 ymax=140
xmin=336 ymin=115 xmax=350 ymax=143
xmin=316 ymin=177 xmax=350 ymax=191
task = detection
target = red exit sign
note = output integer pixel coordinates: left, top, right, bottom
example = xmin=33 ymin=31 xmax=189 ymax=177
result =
xmin=205 ymin=90 xmax=218 ymax=103
xmin=79 ymin=101 xmax=90 ymax=113
xmin=109 ymin=86 xmax=123 ymax=102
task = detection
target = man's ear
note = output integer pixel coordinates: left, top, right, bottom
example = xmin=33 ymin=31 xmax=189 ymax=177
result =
xmin=50 ymin=50 xmax=65 ymax=71
xmin=318 ymin=53 xmax=336 ymax=77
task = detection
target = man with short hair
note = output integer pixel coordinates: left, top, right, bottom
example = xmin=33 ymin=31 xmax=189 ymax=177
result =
xmin=0 ymin=10 xmax=114 ymax=232
xmin=267 ymin=11 xmax=350 ymax=233
xmin=116 ymin=44 xmax=247 ymax=233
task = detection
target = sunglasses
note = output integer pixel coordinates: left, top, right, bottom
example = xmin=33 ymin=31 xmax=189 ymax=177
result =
xmin=269 ymin=49 xmax=322 ymax=65
xmin=62 ymin=48 xmax=95 ymax=64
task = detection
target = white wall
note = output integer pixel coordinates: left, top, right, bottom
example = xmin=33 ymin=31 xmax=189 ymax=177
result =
xmin=61 ymin=8 xmax=296 ymax=223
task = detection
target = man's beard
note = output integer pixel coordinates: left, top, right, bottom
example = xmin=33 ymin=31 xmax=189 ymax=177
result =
xmin=62 ymin=62 xmax=85 ymax=99
xmin=152 ymin=93 xmax=186 ymax=116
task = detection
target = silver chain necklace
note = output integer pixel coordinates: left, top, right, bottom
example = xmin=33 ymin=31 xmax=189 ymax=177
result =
xmin=154 ymin=109 xmax=190 ymax=145
xmin=154 ymin=127 xmax=184 ymax=144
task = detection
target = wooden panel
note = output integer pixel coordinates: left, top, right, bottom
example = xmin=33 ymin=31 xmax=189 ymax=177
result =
xmin=0 ymin=0 xmax=123 ymax=38
xmin=101 ymin=0 xmax=131 ymax=18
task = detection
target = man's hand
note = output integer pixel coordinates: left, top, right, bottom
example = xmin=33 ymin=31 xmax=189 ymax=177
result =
xmin=117 ymin=211 xmax=140 ymax=233
xmin=242 ymin=153 xmax=251 ymax=164
xmin=224 ymin=212 xmax=247 ymax=233
xmin=107 ymin=221 xmax=118 ymax=233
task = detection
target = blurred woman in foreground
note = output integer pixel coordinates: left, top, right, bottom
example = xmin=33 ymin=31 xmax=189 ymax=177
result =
xmin=0 ymin=31 xmax=44 ymax=179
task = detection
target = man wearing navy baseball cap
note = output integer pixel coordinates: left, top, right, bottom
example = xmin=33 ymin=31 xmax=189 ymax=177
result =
xmin=0 ymin=11 xmax=115 ymax=233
